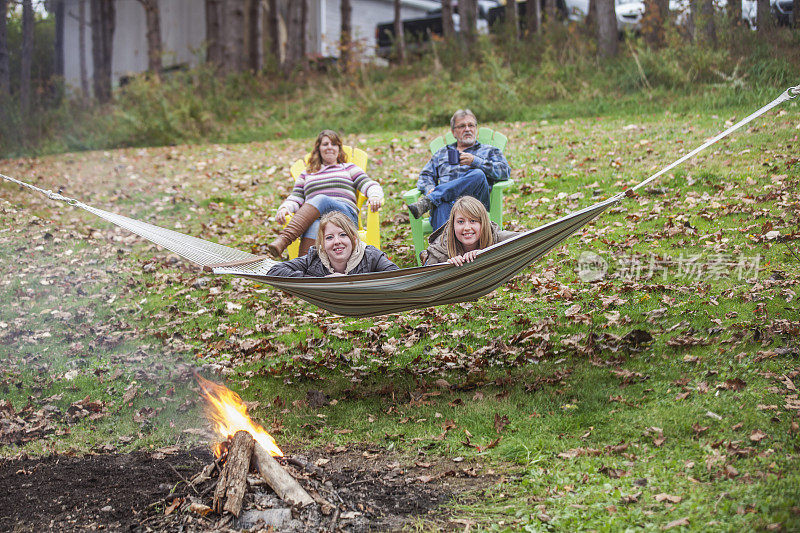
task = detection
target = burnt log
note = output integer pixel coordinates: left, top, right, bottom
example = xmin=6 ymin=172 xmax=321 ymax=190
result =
xmin=213 ymin=430 xmax=254 ymax=516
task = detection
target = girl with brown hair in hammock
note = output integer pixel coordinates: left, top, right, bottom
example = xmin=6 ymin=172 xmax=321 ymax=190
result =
xmin=268 ymin=130 xmax=383 ymax=258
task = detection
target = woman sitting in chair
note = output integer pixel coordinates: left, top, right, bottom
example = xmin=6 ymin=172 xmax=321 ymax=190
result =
xmin=421 ymin=196 xmax=519 ymax=266
xmin=267 ymin=212 xmax=398 ymax=277
xmin=269 ymin=130 xmax=383 ymax=258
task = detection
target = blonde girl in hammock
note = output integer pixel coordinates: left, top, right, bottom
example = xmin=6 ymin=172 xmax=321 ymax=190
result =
xmin=420 ymin=196 xmax=520 ymax=266
xmin=268 ymin=211 xmax=398 ymax=277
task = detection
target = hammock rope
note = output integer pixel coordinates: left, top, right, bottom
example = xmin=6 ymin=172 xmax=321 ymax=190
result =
xmin=1 ymin=85 xmax=797 ymax=317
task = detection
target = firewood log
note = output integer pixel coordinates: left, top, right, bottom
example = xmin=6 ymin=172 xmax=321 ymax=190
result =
xmin=213 ymin=430 xmax=255 ymax=516
xmin=252 ymin=443 xmax=314 ymax=507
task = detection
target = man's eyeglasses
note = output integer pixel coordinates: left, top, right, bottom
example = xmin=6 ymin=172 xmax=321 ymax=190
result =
xmin=454 ymin=123 xmax=477 ymax=131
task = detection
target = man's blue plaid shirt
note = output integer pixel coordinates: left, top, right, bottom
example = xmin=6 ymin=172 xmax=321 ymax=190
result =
xmin=417 ymin=141 xmax=511 ymax=194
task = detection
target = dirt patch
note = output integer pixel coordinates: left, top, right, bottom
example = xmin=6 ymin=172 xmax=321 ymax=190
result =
xmin=0 ymin=445 xmax=495 ymax=532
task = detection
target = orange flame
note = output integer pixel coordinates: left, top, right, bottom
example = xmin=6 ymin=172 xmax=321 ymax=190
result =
xmin=196 ymin=374 xmax=283 ymax=457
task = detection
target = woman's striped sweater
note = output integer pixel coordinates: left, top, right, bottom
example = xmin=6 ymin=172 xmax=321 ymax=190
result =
xmin=279 ymin=163 xmax=383 ymax=213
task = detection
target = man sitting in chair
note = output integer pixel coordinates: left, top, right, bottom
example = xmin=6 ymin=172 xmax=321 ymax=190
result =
xmin=407 ymin=109 xmax=511 ymax=230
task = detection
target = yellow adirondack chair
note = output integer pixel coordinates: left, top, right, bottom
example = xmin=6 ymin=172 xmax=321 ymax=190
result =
xmin=283 ymin=145 xmax=381 ymax=259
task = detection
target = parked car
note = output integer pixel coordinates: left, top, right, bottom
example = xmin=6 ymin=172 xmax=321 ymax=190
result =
xmin=486 ymin=0 xmax=572 ymax=29
xmin=568 ymin=0 xmax=756 ymax=32
xmin=737 ymin=0 xmax=792 ymax=28
xmin=376 ymin=1 xmax=499 ymax=59
xmin=771 ymin=0 xmax=794 ymax=25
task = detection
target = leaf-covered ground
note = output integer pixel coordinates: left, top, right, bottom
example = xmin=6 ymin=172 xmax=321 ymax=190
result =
xmin=1 ymin=91 xmax=799 ymax=531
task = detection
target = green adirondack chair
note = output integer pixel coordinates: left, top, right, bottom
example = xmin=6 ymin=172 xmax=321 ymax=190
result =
xmin=402 ymin=127 xmax=514 ymax=265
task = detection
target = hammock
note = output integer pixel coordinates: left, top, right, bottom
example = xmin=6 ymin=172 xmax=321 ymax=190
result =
xmin=1 ymin=85 xmax=797 ymax=317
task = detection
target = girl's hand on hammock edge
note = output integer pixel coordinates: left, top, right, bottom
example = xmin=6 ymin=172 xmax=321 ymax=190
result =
xmin=447 ymin=250 xmax=478 ymax=266
xmin=368 ymin=197 xmax=383 ymax=212
xmin=276 ymin=207 xmax=290 ymax=225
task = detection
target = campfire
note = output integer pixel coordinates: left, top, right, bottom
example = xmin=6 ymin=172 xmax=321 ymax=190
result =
xmin=196 ymin=374 xmax=283 ymax=458
xmin=190 ymin=374 xmax=315 ymax=527
xmin=165 ymin=375 xmax=458 ymax=531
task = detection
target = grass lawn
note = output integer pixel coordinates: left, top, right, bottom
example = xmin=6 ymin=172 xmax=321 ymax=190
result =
xmin=1 ymin=86 xmax=798 ymax=531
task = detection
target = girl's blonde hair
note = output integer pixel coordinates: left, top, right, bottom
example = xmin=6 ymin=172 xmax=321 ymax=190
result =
xmin=445 ymin=196 xmax=492 ymax=258
xmin=307 ymin=130 xmax=347 ymax=173
xmin=315 ymin=211 xmax=359 ymax=257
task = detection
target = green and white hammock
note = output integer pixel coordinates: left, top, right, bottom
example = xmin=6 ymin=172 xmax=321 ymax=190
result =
xmin=2 ymin=86 xmax=797 ymax=317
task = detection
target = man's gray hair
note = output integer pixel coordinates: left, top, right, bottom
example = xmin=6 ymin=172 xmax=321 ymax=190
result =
xmin=450 ymin=109 xmax=477 ymax=130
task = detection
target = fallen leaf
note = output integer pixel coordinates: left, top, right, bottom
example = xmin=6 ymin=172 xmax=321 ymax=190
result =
xmin=434 ymin=379 xmax=451 ymax=389
xmin=122 ymin=384 xmax=139 ymax=403
xmin=164 ymin=497 xmax=183 ymax=515
xmin=723 ymin=464 xmax=739 ymax=478
xmin=620 ymin=491 xmax=642 ymax=504
xmin=662 ymin=517 xmax=690 ymax=530
xmin=654 ymin=493 xmax=682 ymax=503
xmin=493 ymin=413 xmax=510 ymax=434
xmin=189 ymin=502 xmax=212 ymax=516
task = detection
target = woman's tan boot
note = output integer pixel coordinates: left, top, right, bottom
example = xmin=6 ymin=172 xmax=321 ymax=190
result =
xmin=268 ymin=203 xmax=320 ymax=258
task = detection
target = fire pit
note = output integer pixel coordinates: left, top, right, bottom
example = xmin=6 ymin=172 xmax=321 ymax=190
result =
xmin=0 ymin=375 xmax=499 ymax=531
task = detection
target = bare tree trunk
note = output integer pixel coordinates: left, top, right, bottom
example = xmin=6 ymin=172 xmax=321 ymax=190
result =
xmin=266 ymin=0 xmax=279 ymax=66
xmin=90 ymin=0 xmax=115 ymax=103
xmin=686 ymin=0 xmax=697 ymax=39
xmin=442 ymin=0 xmax=455 ymax=37
xmin=248 ymin=0 xmax=263 ymax=71
xmin=206 ymin=0 xmax=222 ymax=65
xmin=0 ymin=0 xmax=9 ymax=97
xmin=21 ymin=0 xmax=34 ymax=113
xmin=299 ymin=0 xmax=307 ymax=69
xmin=78 ymin=0 xmax=89 ymax=104
xmin=136 ymin=0 xmax=162 ymax=77
xmin=220 ymin=0 xmax=245 ymax=74
xmin=506 ymin=0 xmax=519 ymax=39
xmin=393 ymin=0 xmax=405 ymax=62
xmin=596 ymin=0 xmax=618 ymax=57
xmin=340 ymin=0 xmax=352 ymax=72
xmin=526 ymin=0 xmax=541 ymax=35
xmin=728 ymin=0 xmax=741 ymax=26
xmin=544 ymin=0 xmax=557 ymax=23
xmin=699 ymin=0 xmax=716 ymax=43
xmin=656 ymin=0 xmax=669 ymax=22
xmin=586 ymin=0 xmax=597 ymax=28
xmin=283 ymin=0 xmax=303 ymax=73
xmin=756 ymin=0 xmax=771 ymax=35
xmin=54 ymin=0 xmax=65 ymax=79
xmin=641 ymin=0 xmax=665 ymax=46
xmin=458 ymin=0 xmax=477 ymax=49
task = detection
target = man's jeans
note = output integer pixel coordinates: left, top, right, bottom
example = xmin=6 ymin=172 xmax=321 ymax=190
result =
xmin=302 ymin=195 xmax=359 ymax=239
xmin=428 ymin=169 xmax=490 ymax=230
